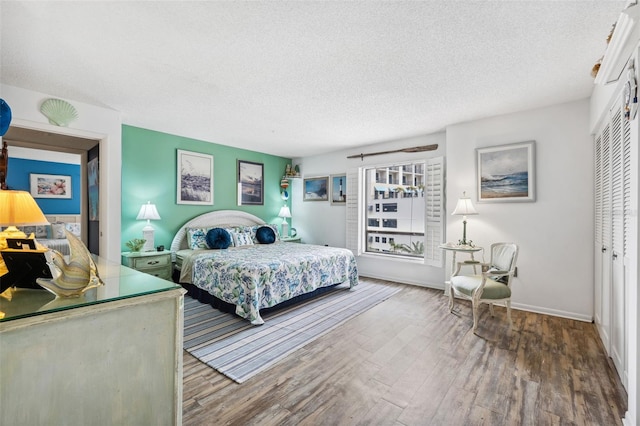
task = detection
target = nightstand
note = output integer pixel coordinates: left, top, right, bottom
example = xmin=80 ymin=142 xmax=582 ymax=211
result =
xmin=281 ymin=236 xmax=301 ymax=243
xmin=122 ymin=250 xmax=172 ymax=280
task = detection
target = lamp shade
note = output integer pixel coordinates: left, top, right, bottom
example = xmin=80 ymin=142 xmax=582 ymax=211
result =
xmin=452 ymin=192 xmax=478 ymax=216
xmin=136 ymin=201 xmax=161 ymax=221
xmin=278 ymin=206 xmax=292 ymax=219
xmin=0 ymin=190 xmax=49 ymax=226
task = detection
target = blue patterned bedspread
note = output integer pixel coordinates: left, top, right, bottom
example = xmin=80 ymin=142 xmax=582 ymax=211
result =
xmin=191 ymin=242 xmax=358 ymax=324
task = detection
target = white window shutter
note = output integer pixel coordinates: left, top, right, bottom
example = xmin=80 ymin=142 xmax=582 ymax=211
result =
xmin=345 ymin=167 xmax=362 ymax=255
xmin=424 ymin=156 xmax=444 ymax=267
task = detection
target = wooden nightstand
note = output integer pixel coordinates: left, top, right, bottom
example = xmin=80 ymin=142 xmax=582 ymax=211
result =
xmin=281 ymin=236 xmax=301 ymax=243
xmin=122 ymin=250 xmax=172 ymax=280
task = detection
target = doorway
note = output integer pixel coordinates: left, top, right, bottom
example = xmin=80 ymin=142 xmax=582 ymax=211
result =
xmin=3 ymin=126 xmax=100 ymax=253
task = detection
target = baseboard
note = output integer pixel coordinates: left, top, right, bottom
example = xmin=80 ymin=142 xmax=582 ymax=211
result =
xmin=358 ymin=273 xmax=444 ymax=291
xmin=497 ymin=302 xmax=592 ymax=322
xmin=359 ymin=273 xmax=593 ymax=323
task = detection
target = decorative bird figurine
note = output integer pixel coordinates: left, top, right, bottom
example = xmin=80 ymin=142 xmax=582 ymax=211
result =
xmin=37 ymin=230 xmax=103 ymax=297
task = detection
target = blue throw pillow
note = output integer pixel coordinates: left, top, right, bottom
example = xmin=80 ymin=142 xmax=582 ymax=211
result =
xmin=255 ymin=226 xmax=276 ymax=244
xmin=206 ymin=227 xmax=231 ymax=249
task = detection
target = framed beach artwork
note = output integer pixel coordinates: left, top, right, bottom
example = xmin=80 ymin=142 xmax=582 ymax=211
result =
xmin=303 ymin=176 xmax=329 ymax=201
xmin=237 ymin=160 xmax=264 ymax=205
xmin=177 ymin=149 xmax=214 ymax=205
xmin=330 ymin=174 xmax=346 ymax=205
xmin=30 ymin=174 xmax=72 ymax=199
xmin=476 ymin=140 xmax=535 ymax=203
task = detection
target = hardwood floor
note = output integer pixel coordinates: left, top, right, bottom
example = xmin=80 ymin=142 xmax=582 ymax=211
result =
xmin=182 ymin=280 xmax=627 ymax=425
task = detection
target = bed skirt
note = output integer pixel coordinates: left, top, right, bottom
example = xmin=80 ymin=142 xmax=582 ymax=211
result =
xmin=174 ymin=270 xmax=341 ymax=317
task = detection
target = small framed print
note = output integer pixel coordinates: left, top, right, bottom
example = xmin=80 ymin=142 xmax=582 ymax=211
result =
xmin=330 ymin=174 xmax=346 ymax=205
xmin=177 ymin=149 xmax=214 ymax=205
xmin=476 ymin=140 xmax=535 ymax=203
xmin=303 ymin=176 xmax=329 ymax=202
xmin=237 ymin=160 xmax=264 ymax=205
xmin=30 ymin=174 xmax=72 ymax=199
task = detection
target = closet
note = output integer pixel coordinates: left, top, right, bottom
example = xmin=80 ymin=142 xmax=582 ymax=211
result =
xmin=594 ymin=67 xmax=634 ymax=387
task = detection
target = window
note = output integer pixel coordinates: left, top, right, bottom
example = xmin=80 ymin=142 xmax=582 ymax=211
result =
xmin=382 ymin=203 xmax=397 ymax=212
xmin=382 ymin=219 xmax=397 ymax=228
xmin=366 ymin=163 xmax=423 ymax=258
xmin=346 ymin=157 xmax=444 ymax=266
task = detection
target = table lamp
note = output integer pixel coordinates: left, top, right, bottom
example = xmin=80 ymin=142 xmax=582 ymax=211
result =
xmin=136 ymin=201 xmax=161 ymax=251
xmin=278 ymin=205 xmax=292 ymax=237
xmin=0 ymin=190 xmax=49 ymax=239
xmin=451 ymin=191 xmax=478 ymax=246
xmin=0 ymin=190 xmax=49 ymax=277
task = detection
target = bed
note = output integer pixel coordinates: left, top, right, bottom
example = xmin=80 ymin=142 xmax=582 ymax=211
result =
xmin=170 ymin=210 xmax=358 ymax=325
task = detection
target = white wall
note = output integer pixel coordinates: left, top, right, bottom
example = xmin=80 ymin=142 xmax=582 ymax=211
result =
xmin=446 ymin=99 xmax=594 ymax=321
xmin=292 ymin=132 xmax=447 ymax=288
xmin=1 ymin=84 xmax=122 ymax=263
xmin=295 ymin=100 xmax=594 ymax=321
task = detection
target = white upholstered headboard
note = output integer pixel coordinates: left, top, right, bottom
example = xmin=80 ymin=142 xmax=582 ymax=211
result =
xmin=169 ymin=210 xmax=266 ymax=256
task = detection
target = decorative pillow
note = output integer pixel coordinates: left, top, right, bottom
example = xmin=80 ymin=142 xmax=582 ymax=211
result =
xmin=35 ymin=225 xmax=49 ymax=238
xmin=255 ymin=226 xmax=276 ymax=244
xmin=65 ymin=223 xmax=81 ymax=237
xmin=50 ymin=223 xmax=67 ymax=239
xmin=232 ymin=231 xmax=254 ymax=247
xmin=250 ymin=224 xmax=280 ymax=243
xmin=206 ymin=228 xmax=231 ymax=249
xmin=187 ymin=227 xmax=210 ymax=249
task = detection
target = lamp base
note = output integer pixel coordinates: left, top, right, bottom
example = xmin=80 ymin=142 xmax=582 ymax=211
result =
xmin=281 ymin=222 xmax=289 ymax=238
xmin=141 ymin=226 xmax=155 ymax=252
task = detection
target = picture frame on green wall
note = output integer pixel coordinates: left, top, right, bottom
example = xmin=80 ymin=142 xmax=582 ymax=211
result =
xmin=237 ymin=160 xmax=263 ymax=205
xmin=177 ymin=149 xmax=214 ymax=205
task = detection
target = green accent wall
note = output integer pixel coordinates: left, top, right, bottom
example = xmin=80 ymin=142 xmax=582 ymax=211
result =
xmin=121 ymin=125 xmax=291 ymax=251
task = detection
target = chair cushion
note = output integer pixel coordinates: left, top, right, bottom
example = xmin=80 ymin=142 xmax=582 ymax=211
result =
xmin=451 ymin=275 xmax=511 ymax=300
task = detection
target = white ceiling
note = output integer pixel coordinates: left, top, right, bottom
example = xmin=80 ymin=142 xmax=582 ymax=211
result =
xmin=0 ymin=1 xmax=625 ymax=158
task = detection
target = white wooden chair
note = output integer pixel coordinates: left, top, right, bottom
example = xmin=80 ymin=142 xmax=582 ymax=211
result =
xmin=449 ymin=242 xmax=519 ymax=332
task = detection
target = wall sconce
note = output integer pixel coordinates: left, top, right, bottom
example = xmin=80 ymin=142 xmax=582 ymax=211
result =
xmin=136 ymin=201 xmax=161 ymax=251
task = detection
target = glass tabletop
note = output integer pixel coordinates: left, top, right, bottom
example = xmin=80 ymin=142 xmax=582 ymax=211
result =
xmin=0 ymin=255 xmax=181 ymax=322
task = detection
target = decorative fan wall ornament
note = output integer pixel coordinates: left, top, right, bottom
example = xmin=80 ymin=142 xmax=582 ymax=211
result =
xmin=39 ymin=98 xmax=78 ymax=127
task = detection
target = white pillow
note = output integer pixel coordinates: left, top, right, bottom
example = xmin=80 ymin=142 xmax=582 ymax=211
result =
xmin=50 ymin=223 xmax=66 ymax=239
xmin=232 ymin=231 xmax=254 ymax=247
xmin=65 ymin=223 xmax=81 ymax=237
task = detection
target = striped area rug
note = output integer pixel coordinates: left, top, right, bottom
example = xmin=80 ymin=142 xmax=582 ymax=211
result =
xmin=183 ymin=279 xmax=400 ymax=383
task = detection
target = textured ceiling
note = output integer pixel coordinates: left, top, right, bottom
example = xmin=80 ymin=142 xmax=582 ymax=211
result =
xmin=0 ymin=1 xmax=625 ymax=158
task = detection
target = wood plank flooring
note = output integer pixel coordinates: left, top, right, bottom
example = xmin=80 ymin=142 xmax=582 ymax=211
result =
xmin=183 ymin=280 xmax=627 ymax=425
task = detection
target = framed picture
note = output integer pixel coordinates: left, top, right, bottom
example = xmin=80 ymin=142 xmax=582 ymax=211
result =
xmin=177 ymin=149 xmax=214 ymax=205
xmin=30 ymin=174 xmax=72 ymax=199
xmin=87 ymin=157 xmax=99 ymax=221
xmin=237 ymin=160 xmax=264 ymax=205
xmin=330 ymin=174 xmax=346 ymax=205
xmin=476 ymin=140 xmax=535 ymax=202
xmin=303 ymin=176 xmax=329 ymax=201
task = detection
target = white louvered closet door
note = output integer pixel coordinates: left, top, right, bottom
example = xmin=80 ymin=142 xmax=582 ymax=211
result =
xmin=596 ymin=120 xmax=612 ymax=353
xmin=611 ymin=106 xmax=626 ymax=380
xmin=594 ymin=100 xmax=630 ymax=387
